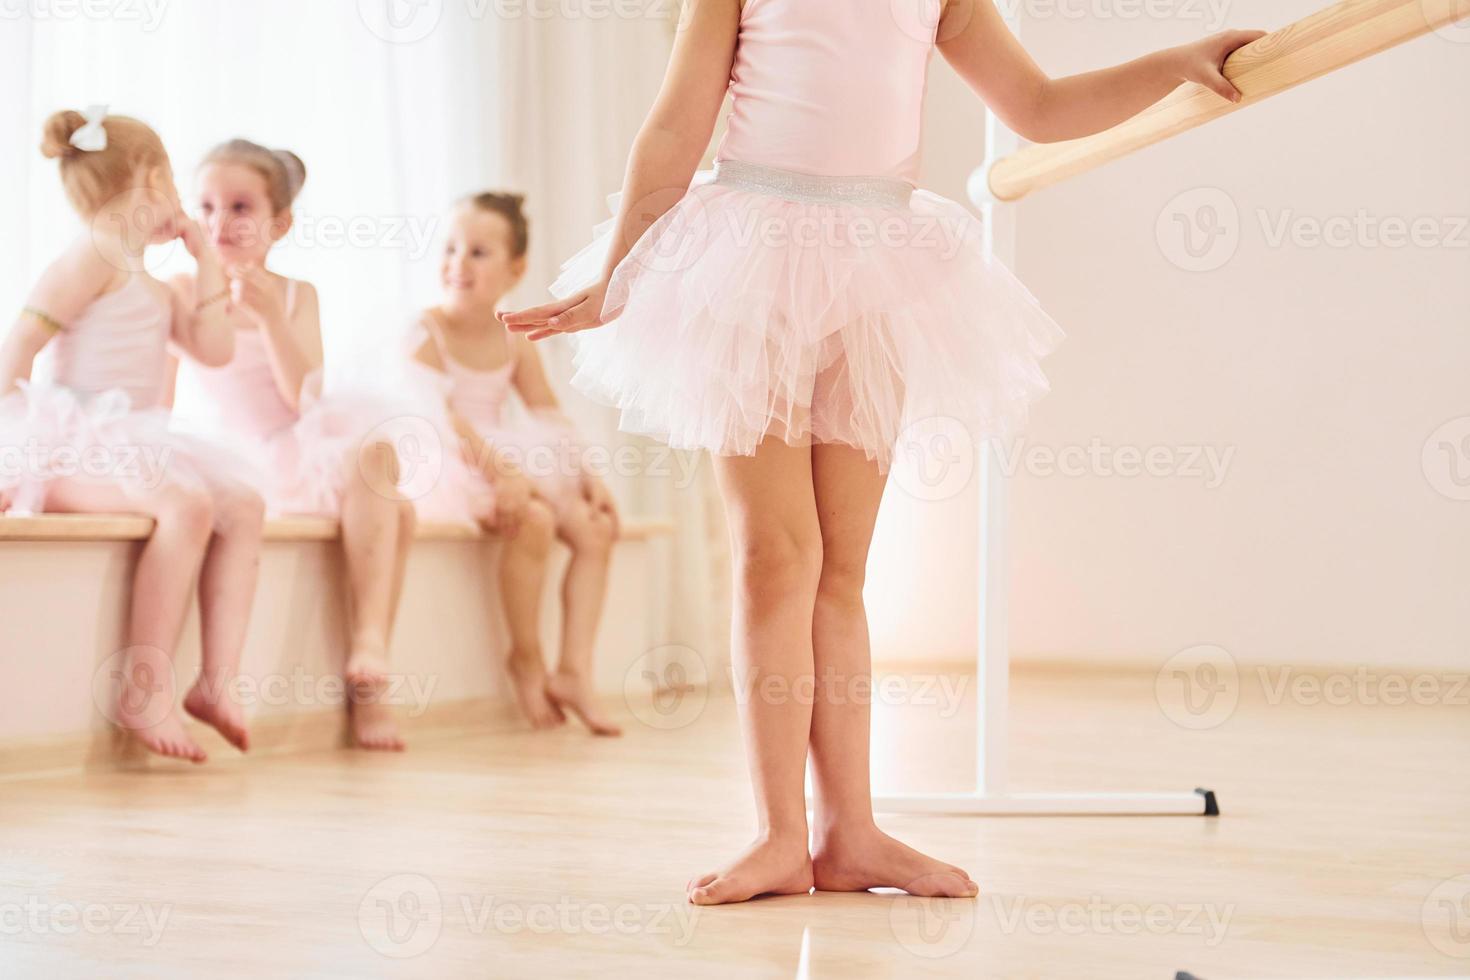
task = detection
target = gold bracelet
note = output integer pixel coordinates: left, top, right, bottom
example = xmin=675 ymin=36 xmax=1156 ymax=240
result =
xmin=21 ymin=307 xmax=64 ymax=333
xmin=195 ymin=286 xmax=230 ymax=313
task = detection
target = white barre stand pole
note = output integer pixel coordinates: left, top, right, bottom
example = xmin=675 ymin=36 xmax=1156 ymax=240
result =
xmin=872 ymin=76 xmax=1212 ymax=819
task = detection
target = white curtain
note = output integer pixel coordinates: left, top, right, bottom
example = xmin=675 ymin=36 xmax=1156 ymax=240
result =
xmin=0 ymin=0 xmax=728 ymax=667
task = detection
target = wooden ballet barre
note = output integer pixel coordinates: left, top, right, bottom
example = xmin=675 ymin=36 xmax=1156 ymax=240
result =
xmin=0 ymin=513 xmax=676 ymax=543
xmin=986 ymin=0 xmax=1467 ymax=202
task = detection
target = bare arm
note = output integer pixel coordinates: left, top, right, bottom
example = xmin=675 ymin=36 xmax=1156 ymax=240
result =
xmin=412 ymin=337 xmax=512 ymax=485
xmin=509 ymin=334 xmax=563 ymax=414
xmin=938 ymin=0 xmax=1265 ymax=144
xmin=0 ymin=238 xmax=118 ymax=394
xmin=171 ymin=271 xmax=323 ymax=411
xmin=256 ymin=279 xmax=324 ymax=413
xmin=168 ymin=219 xmax=236 ymax=367
xmin=501 ymin=0 xmax=740 ymax=338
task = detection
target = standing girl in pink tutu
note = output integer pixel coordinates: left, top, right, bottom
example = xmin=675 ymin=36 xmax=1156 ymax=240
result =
xmin=0 ymin=109 xmax=266 ymax=763
xmin=172 ymin=139 xmax=418 ymax=751
xmin=504 ymin=0 xmax=1264 ymax=904
xmin=410 ymin=193 xmax=621 ymax=736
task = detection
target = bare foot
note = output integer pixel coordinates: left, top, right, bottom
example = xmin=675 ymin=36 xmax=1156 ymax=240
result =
xmin=812 ymin=824 xmax=978 ymax=897
xmin=546 ymin=669 xmax=622 ymax=737
xmin=183 ymin=681 xmax=250 ymax=753
xmin=350 ymin=698 xmax=406 ymax=752
xmin=506 ymin=649 xmax=564 ymax=730
xmin=344 ymin=643 xmax=391 ymax=695
xmin=113 ymin=652 xmax=206 ymax=763
xmin=687 ymin=835 xmax=814 ymax=906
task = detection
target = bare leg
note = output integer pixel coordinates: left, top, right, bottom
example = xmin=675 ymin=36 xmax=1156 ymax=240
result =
xmin=545 ymin=497 xmax=620 ymax=736
xmin=341 ymin=440 xmax=413 ymax=751
xmin=496 ymin=499 xmax=562 ymax=729
xmin=341 ymin=441 xmax=406 ymax=688
xmin=48 ymin=478 xmax=213 ymax=763
xmin=183 ymin=480 xmax=265 ymax=752
xmin=687 ymin=439 xmax=821 ymax=906
xmin=806 ymin=444 xmax=976 ymax=898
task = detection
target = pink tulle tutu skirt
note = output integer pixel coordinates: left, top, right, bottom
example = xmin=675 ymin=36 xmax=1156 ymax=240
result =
xmin=0 ymin=382 xmax=256 ymax=522
xmin=394 ymin=361 xmax=588 ymax=527
xmin=465 ymin=411 xmax=588 ymax=521
xmin=551 ymin=159 xmax=1065 ymax=470
xmin=234 ymin=390 xmax=410 ymax=517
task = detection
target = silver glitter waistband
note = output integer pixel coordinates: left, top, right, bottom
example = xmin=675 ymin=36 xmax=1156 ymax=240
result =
xmin=712 ymin=159 xmax=914 ymax=208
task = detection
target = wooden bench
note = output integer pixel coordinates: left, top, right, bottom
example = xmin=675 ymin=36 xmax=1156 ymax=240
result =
xmin=0 ymin=513 xmax=677 ymax=774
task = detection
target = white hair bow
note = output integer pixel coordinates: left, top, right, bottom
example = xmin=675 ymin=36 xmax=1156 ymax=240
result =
xmin=69 ymin=105 xmax=109 ymax=153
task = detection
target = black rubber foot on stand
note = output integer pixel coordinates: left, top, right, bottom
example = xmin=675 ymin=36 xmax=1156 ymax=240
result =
xmin=1193 ymin=787 xmax=1219 ymax=817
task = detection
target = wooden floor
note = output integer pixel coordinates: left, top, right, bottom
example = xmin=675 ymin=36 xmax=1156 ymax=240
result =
xmin=1 ymin=663 xmax=1466 ymax=979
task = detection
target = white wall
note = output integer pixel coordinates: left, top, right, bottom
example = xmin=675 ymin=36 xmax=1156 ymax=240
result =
xmin=991 ymin=2 xmax=1470 ymax=669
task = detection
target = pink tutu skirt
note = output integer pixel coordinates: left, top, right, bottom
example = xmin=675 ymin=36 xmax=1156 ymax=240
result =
xmin=198 ymin=383 xmax=434 ymax=519
xmin=551 ymin=159 xmax=1065 ymax=470
xmin=393 ymin=359 xmax=589 ymax=527
xmin=391 ymin=360 xmax=495 ymax=527
xmin=0 ymin=382 xmax=256 ymax=524
xmin=465 ymin=410 xmax=588 ymax=521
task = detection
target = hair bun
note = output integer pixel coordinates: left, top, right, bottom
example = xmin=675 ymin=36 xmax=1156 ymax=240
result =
xmin=272 ymin=149 xmax=307 ymax=204
xmin=41 ymin=109 xmax=86 ymax=160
